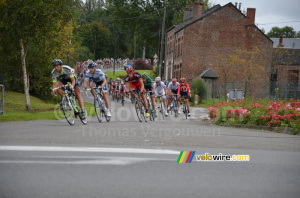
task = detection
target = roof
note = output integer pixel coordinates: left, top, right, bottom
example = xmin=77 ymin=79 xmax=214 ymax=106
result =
xmin=270 ymin=38 xmax=300 ymax=49
xmin=166 ymin=4 xmax=221 ymax=34
xmin=272 ymin=48 xmax=300 ymax=65
xmin=168 ymin=2 xmax=272 ymax=43
xmin=200 ymin=68 xmax=219 ymax=78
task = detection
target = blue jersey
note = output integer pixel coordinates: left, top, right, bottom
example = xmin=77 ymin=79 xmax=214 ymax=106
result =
xmin=85 ymin=69 xmax=105 ymax=82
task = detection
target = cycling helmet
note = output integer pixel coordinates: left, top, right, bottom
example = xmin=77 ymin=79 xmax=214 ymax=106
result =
xmin=155 ymin=76 xmax=161 ymax=82
xmin=141 ymin=72 xmax=148 ymax=79
xmin=172 ymin=78 xmax=177 ymax=83
xmin=52 ymin=59 xmax=62 ymax=66
xmin=121 ymin=82 xmax=124 ymax=85
xmin=179 ymin=78 xmax=186 ymax=83
xmin=88 ymin=62 xmax=97 ymax=69
xmin=126 ymin=66 xmax=133 ymax=74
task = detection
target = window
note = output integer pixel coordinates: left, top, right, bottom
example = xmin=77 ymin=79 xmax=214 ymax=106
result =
xmin=288 ymin=70 xmax=299 ymax=88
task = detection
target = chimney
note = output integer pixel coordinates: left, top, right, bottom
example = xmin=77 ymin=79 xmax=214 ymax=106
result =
xmin=193 ymin=0 xmax=203 ymax=17
xmin=239 ymin=3 xmax=241 ymax=10
xmin=235 ymin=2 xmax=238 ymax=7
xmin=183 ymin=3 xmax=193 ymax=21
xmin=278 ymin=35 xmax=284 ymax=48
xmin=247 ymin=8 xmax=256 ymax=25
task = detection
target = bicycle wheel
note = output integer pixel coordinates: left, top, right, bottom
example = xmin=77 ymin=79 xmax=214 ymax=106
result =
xmin=122 ymin=95 xmax=125 ymax=106
xmin=141 ymin=100 xmax=147 ymax=122
xmin=116 ymin=92 xmax=119 ymax=102
xmin=135 ymin=101 xmax=143 ymax=122
xmin=61 ymin=96 xmax=75 ymax=125
xmin=147 ymin=99 xmax=153 ymax=121
xmin=184 ymin=101 xmax=188 ymax=119
xmin=95 ymin=97 xmax=103 ymax=122
xmin=79 ymin=108 xmax=88 ymax=125
xmin=104 ymin=107 xmax=110 ymax=122
xmin=160 ymin=101 xmax=165 ymax=120
xmin=112 ymin=92 xmax=115 ymax=101
xmin=174 ymin=100 xmax=178 ymax=117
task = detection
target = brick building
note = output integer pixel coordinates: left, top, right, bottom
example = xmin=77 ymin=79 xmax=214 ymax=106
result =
xmin=271 ymin=37 xmax=300 ymax=99
xmin=165 ymin=1 xmax=273 ymax=97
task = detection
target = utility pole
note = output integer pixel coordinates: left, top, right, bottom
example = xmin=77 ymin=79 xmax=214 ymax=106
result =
xmin=159 ymin=7 xmax=166 ymax=78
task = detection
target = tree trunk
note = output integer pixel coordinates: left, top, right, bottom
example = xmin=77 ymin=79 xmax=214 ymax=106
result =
xmin=142 ymin=40 xmax=146 ymax=60
xmin=20 ymin=39 xmax=31 ymax=111
xmin=134 ymin=32 xmax=136 ymax=60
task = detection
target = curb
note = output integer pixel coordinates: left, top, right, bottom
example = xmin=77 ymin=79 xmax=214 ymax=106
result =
xmin=213 ymin=122 xmax=300 ymax=135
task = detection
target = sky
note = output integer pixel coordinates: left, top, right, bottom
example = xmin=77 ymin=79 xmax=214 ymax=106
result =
xmin=211 ymin=0 xmax=300 ymax=33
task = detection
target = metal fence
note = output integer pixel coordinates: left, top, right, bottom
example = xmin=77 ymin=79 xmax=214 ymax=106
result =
xmin=194 ymin=80 xmax=300 ymax=103
xmin=0 ymin=84 xmax=4 ymax=115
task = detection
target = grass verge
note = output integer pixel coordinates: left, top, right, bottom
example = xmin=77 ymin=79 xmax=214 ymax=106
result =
xmin=0 ymin=91 xmax=95 ymax=122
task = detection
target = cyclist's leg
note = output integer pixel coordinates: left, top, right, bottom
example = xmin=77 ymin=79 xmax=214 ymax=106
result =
xmin=141 ymin=92 xmax=148 ymax=110
xmin=162 ymin=95 xmax=167 ymax=110
xmin=102 ymin=90 xmax=110 ymax=109
xmin=53 ymin=81 xmax=64 ymax=96
xmin=150 ymin=93 xmax=156 ymax=110
xmin=89 ymin=82 xmax=96 ymax=97
xmin=186 ymin=97 xmax=190 ymax=112
xmin=75 ymin=86 xmax=85 ymax=110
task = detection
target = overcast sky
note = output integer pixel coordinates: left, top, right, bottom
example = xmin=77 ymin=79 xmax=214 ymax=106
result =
xmin=211 ymin=0 xmax=300 ymax=33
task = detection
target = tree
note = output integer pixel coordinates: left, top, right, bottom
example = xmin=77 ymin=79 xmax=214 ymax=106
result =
xmin=267 ymin=26 xmax=296 ymax=38
xmin=0 ymin=0 xmax=79 ymax=109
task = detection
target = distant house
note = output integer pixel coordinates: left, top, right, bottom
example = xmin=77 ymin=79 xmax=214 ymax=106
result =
xmin=271 ymin=36 xmax=300 ymax=99
xmin=165 ymin=1 xmax=273 ymax=97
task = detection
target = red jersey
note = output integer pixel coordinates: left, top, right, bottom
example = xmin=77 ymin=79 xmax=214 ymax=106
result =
xmin=178 ymin=82 xmax=191 ymax=95
xmin=124 ymin=72 xmax=142 ymax=84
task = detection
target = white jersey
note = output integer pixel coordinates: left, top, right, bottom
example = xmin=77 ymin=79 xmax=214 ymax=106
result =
xmin=154 ymin=81 xmax=166 ymax=95
xmin=167 ymin=82 xmax=179 ymax=91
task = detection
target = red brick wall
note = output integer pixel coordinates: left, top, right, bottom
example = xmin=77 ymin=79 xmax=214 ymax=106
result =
xmin=166 ymin=4 xmax=273 ymax=97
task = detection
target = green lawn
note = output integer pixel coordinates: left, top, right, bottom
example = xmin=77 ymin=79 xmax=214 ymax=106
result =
xmin=0 ymin=91 xmax=95 ymax=122
xmin=105 ymin=70 xmax=153 ymax=80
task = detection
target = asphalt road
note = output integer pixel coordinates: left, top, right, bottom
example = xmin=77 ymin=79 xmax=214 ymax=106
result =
xmin=0 ymin=96 xmax=300 ymax=198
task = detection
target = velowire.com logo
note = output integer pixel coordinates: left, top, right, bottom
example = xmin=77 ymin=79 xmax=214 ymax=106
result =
xmin=177 ymin=151 xmax=250 ymax=163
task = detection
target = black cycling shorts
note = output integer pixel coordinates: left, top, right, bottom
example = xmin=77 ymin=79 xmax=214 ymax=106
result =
xmin=91 ymin=81 xmax=108 ymax=91
xmin=145 ymin=85 xmax=153 ymax=95
xmin=171 ymin=89 xmax=178 ymax=95
xmin=180 ymin=91 xmax=189 ymax=98
xmin=60 ymin=78 xmax=80 ymax=88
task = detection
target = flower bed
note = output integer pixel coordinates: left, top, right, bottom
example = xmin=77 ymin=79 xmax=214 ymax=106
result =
xmin=208 ymin=99 xmax=300 ymax=133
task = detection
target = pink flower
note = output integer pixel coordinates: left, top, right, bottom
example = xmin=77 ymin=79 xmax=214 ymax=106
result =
xmin=272 ymin=114 xmax=277 ymax=119
xmin=296 ymin=108 xmax=300 ymax=112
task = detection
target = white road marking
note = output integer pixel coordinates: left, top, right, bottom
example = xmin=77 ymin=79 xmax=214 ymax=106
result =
xmin=0 ymin=156 xmax=174 ymax=165
xmin=0 ymin=146 xmax=180 ymax=155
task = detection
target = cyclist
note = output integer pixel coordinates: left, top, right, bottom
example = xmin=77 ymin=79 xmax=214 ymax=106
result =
xmin=154 ymin=77 xmax=168 ymax=116
xmin=124 ymin=66 xmax=150 ymax=118
xmin=111 ymin=80 xmax=117 ymax=99
xmin=116 ymin=78 xmax=121 ymax=95
xmin=51 ymin=59 xmax=86 ymax=118
xmin=167 ymin=78 xmax=180 ymax=114
xmin=83 ymin=62 xmax=111 ymax=117
xmin=177 ymin=78 xmax=191 ymax=117
xmin=107 ymin=78 xmax=113 ymax=94
xmin=119 ymin=81 xmax=126 ymax=102
xmin=141 ymin=72 xmax=157 ymax=117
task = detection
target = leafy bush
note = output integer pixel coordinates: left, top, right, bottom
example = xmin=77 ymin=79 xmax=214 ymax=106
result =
xmin=133 ymin=59 xmax=153 ymax=70
xmin=192 ymin=79 xmax=206 ymax=103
